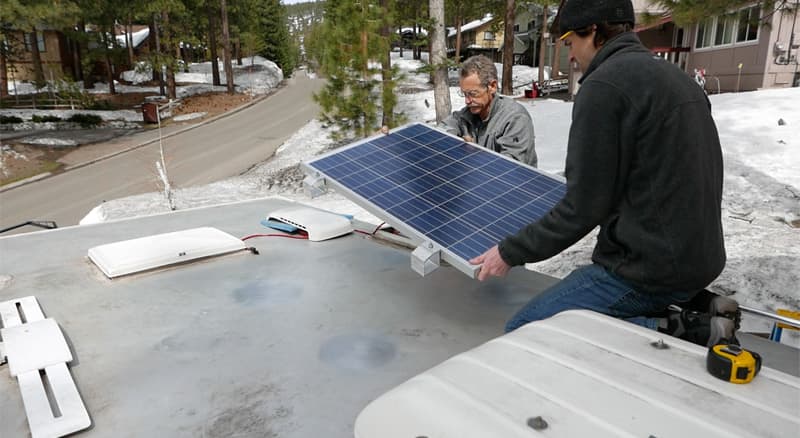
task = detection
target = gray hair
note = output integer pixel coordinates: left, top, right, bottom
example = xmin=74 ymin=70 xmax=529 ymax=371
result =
xmin=460 ymin=55 xmax=498 ymax=87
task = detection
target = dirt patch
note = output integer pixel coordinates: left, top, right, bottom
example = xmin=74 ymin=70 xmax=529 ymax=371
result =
xmin=1 ymin=144 xmax=65 ymax=185
xmin=1 ymin=91 xmax=255 ymax=187
xmin=173 ymin=92 xmax=255 ymax=119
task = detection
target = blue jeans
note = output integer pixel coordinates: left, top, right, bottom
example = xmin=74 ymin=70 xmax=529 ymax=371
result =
xmin=505 ymin=264 xmax=698 ymax=333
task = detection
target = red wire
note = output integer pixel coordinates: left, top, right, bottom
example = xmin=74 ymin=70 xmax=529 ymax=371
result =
xmin=241 ymin=233 xmax=308 ymax=241
xmin=371 ymin=221 xmax=386 ymax=235
xmin=244 ymin=222 xmax=389 ymax=240
xmin=353 ymin=222 xmax=386 ymax=236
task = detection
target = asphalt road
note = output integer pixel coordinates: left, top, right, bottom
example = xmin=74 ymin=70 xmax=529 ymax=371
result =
xmin=0 ymin=71 xmax=324 ymax=235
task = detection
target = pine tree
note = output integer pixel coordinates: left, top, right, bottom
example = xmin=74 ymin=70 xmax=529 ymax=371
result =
xmin=256 ymin=0 xmax=297 ymax=76
xmin=430 ymin=0 xmax=452 ymax=122
xmin=651 ymin=1 xmax=777 ymax=26
xmin=312 ymin=0 xmax=399 ymax=139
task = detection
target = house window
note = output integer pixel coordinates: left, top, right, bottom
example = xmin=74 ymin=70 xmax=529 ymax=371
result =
xmin=714 ymin=13 xmax=736 ymax=46
xmin=695 ymin=5 xmax=760 ymax=49
xmin=696 ymin=17 xmax=714 ymax=48
xmin=513 ymin=24 xmax=519 ymax=32
xmin=24 ymin=32 xmax=46 ymax=52
xmin=484 ymin=31 xmax=495 ymax=41
xmin=736 ymin=5 xmax=760 ymax=43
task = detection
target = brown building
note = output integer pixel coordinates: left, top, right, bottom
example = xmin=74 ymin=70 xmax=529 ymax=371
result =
xmin=634 ymin=0 xmax=800 ymax=92
xmin=3 ymin=29 xmax=75 ymax=85
xmin=447 ymin=14 xmax=505 ymax=62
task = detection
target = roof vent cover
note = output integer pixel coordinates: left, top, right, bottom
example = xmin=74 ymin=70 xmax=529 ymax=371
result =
xmin=88 ymin=227 xmax=245 ymax=278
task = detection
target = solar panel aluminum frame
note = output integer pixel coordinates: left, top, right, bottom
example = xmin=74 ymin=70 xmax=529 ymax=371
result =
xmin=301 ymin=123 xmax=565 ymax=279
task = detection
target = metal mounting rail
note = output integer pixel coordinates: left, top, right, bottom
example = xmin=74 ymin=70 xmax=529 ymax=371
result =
xmin=741 ymin=305 xmax=800 ymax=329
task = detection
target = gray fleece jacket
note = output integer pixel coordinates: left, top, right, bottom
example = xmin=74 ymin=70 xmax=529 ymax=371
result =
xmin=442 ymin=95 xmax=537 ymax=167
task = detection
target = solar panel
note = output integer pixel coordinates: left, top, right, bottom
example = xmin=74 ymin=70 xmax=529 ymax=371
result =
xmin=302 ymin=123 xmax=566 ymax=278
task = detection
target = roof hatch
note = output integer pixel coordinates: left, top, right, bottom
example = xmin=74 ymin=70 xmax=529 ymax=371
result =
xmin=87 ymin=227 xmax=246 ymax=278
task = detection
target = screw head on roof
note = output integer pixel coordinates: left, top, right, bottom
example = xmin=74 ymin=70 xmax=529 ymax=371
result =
xmin=650 ymin=339 xmax=669 ymax=350
xmin=527 ymin=416 xmax=548 ymax=430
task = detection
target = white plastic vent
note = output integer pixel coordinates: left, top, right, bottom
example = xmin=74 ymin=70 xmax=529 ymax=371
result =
xmin=0 ymin=296 xmax=91 ymax=438
xmin=268 ymin=206 xmax=353 ymax=242
xmin=88 ymin=226 xmax=246 ymax=278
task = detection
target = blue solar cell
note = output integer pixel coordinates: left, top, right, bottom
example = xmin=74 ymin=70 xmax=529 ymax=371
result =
xmin=440 ymin=192 xmax=482 ymax=217
xmin=450 ymin=233 xmax=498 ymax=260
xmin=398 ymin=123 xmax=429 ymax=137
xmin=389 ymin=196 xmax=435 ymax=218
xmin=451 ymin=169 xmax=493 ymax=191
xmin=413 ymin=153 xmax=452 ymax=174
xmin=400 ymin=174 xmax=441 ymax=194
xmin=440 ymin=142 xmax=481 ymax=161
xmin=305 ymin=123 xmax=565 ymax=270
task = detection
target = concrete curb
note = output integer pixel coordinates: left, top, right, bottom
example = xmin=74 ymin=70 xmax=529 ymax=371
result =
xmin=0 ymin=85 xmax=281 ymax=194
xmin=1 ymin=172 xmax=53 ymax=191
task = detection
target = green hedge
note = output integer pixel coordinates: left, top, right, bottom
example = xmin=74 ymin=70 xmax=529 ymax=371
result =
xmin=67 ymin=113 xmax=103 ymax=128
xmin=0 ymin=115 xmax=23 ymax=124
xmin=32 ymin=114 xmax=62 ymax=123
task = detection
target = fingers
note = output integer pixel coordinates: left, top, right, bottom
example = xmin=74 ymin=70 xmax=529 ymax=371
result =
xmin=476 ymin=263 xmax=498 ymax=281
xmin=477 ymin=266 xmax=489 ymax=282
xmin=471 ymin=245 xmax=510 ymax=281
xmin=379 ymin=125 xmax=389 ymax=135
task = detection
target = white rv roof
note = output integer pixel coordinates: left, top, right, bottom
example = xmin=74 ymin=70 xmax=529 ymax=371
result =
xmin=1 ymin=197 xmax=797 ymax=437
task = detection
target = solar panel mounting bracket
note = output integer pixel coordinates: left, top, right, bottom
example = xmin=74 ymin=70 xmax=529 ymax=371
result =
xmin=411 ymin=241 xmax=441 ymax=276
xmin=303 ymin=173 xmax=327 ymax=198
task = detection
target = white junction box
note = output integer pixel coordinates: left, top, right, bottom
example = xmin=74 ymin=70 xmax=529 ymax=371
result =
xmin=268 ymin=206 xmax=353 ymax=242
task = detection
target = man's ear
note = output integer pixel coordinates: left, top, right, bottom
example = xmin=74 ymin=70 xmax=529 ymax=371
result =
xmin=488 ymin=80 xmax=498 ymax=94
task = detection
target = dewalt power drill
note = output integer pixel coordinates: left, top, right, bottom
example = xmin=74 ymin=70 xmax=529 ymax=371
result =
xmin=706 ymin=344 xmax=762 ymax=384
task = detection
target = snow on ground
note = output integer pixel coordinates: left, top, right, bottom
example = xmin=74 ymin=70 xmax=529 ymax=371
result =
xmin=119 ymin=55 xmax=283 ymax=96
xmin=0 ymin=145 xmax=29 ymax=179
xmin=172 ymin=112 xmax=207 ymax=122
xmin=5 ymin=56 xmax=283 ymax=97
xmin=0 ymin=108 xmax=143 ymax=123
xmin=1 ymin=56 xmax=284 ymax=146
xmin=83 ymin=50 xmax=800 ymax=345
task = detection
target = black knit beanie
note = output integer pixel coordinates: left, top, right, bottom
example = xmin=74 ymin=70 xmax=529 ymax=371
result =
xmin=557 ymin=0 xmax=635 ymax=36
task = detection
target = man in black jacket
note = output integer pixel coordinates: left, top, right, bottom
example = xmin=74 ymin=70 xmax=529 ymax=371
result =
xmin=470 ymin=0 xmax=733 ymax=346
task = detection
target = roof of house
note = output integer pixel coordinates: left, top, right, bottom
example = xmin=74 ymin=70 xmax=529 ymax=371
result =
xmin=632 ymin=0 xmax=667 ymax=14
xmin=115 ymin=27 xmax=150 ymax=49
xmin=448 ymin=14 xmax=496 ymax=38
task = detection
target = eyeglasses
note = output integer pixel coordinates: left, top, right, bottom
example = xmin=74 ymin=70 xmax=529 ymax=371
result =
xmin=457 ymin=87 xmax=487 ymax=99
